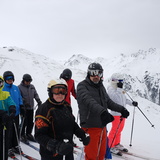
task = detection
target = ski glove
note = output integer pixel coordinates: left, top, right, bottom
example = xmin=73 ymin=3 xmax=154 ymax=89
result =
xmin=56 ymin=140 xmax=73 ymax=155
xmin=20 ymin=105 xmax=26 ymax=117
xmin=46 ymin=139 xmax=57 ymax=153
xmin=37 ymin=101 xmax=42 ymax=107
xmin=2 ymin=112 xmax=10 ymax=125
xmin=75 ymin=128 xmax=90 ymax=146
xmin=46 ymin=139 xmax=73 ymax=155
xmin=100 ymin=111 xmax=114 ymax=126
xmin=9 ymin=105 xmax=16 ymax=118
xmin=121 ymin=108 xmax=129 ymax=118
xmin=132 ymin=101 xmax=138 ymax=107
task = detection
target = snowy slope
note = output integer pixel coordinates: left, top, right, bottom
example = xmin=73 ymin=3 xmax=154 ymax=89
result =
xmin=0 ymin=47 xmax=160 ymax=159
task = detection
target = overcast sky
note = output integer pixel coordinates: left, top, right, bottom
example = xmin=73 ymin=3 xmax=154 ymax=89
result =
xmin=0 ymin=0 xmax=160 ymax=60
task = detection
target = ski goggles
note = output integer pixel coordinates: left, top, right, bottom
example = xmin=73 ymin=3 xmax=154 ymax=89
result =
xmin=118 ymin=79 xmax=124 ymax=83
xmin=6 ymin=76 xmax=14 ymax=80
xmin=88 ymin=69 xmax=103 ymax=77
xmin=51 ymin=85 xmax=67 ymax=95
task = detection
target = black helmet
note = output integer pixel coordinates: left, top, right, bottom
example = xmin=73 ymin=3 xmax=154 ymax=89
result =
xmin=3 ymin=71 xmax=15 ymax=82
xmin=87 ymin=62 xmax=103 ymax=77
xmin=60 ymin=69 xmax=72 ymax=80
xmin=23 ymin=74 xmax=32 ymax=82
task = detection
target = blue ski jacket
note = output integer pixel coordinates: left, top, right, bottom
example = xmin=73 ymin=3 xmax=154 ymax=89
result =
xmin=3 ymin=82 xmax=23 ymax=116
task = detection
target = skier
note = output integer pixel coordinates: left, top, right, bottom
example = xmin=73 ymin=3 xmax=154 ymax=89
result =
xmin=0 ymin=76 xmax=16 ymax=160
xmin=35 ymin=78 xmax=90 ymax=160
xmin=76 ymin=62 xmax=130 ymax=160
xmin=3 ymin=71 xmax=25 ymax=157
xmin=107 ymin=73 xmax=138 ymax=155
xmin=18 ymin=74 xmax=42 ymax=143
xmin=60 ymin=68 xmax=76 ymax=105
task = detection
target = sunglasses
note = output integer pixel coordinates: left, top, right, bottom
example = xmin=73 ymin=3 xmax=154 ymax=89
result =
xmin=51 ymin=86 xmax=67 ymax=95
xmin=88 ymin=70 xmax=103 ymax=77
xmin=6 ymin=76 xmax=14 ymax=80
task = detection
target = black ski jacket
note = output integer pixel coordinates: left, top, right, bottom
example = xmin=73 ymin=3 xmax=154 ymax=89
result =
xmin=77 ymin=77 xmax=124 ymax=128
xmin=35 ymin=99 xmax=83 ymax=159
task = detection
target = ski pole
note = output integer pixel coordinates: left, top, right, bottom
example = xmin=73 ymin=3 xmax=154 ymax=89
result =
xmin=136 ymin=106 xmax=155 ymax=128
xmin=129 ymin=106 xmax=136 ymax=146
xmin=109 ymin=117 xmax=123 ymax=149
xmin=3 ymin=125 xmax=7 ymax=160
xmin=126 ymin=92 xmax=155 ymax=128
xmin=20 ymin=116 xmax=25 ymax=138
xmin=96 ymin=128 xmax=104 ymax=160
xmin=13 ymin=120 xmax=23 ymax=160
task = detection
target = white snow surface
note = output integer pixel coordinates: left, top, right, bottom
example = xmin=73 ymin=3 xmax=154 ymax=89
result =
xmin=0 ymin=47 xmax=159 ymax=160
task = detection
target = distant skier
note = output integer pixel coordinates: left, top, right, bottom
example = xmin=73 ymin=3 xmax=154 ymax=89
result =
xmin=0 ymin=76 xmax=16 ymax=160
xmin=3 ymin=71 xmax=25 ymax=157
xmin=18 ymin=74 xmax=42 ymax=143
xmin=60 ymin=68 xmax=76 ymax=105
xmin=35 ymin=78 xmax=90 ymax=160
xmin=107 ymin=73 xmax=138 ymax=156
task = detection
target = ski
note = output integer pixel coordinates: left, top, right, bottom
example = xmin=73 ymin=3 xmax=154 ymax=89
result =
xmin=122 ymin=151 xmax=159 ymax=160
xmin=21 ymin=152 xmax=38 ymax=160
xmin=21 ymin=141 xmax=39 ymax=151
xmin=9 ymin=155 xmax=19 ymax=160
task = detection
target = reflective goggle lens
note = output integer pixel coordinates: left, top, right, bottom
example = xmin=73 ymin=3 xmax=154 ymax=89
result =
xmin=52 ymin=86 xmax=67 ymax=95
xmin=89 ymin=70 xmax=103 ymax=77
xmin=6 ymin=76 xmax=14 ymax=80
xmin=118 ymin=79 xmax=124 ymax=83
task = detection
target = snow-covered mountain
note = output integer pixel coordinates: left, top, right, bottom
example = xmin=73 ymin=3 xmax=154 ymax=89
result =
xmin=0 ymin=46 xmax=160 ymax=160
xmin=64 ymin=48 xmax=160 ymax=105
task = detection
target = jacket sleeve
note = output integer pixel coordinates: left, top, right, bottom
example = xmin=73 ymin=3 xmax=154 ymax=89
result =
xmin=77 ymin=82 xmax=105 ymax=115
xmin=32 ymin=85 xmax=41 ymax=103
xmin=71 ymin=81 xmax=77 ymax=99
xmin=34 ymin=107 xmax=51 ymax=148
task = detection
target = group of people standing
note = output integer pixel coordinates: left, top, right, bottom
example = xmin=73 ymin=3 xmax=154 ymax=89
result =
xmin=0 ymin=62 xmax=138 ymax=160
xmin=0 ymin=71 xmax=42 ymax=160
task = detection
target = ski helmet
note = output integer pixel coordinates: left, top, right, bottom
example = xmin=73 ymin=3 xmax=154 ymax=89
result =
xmin=87 ymin=62 xmax=103 ymax=77
xmin=23 ymin=74 xmax=32 ymax=82
xmin=0 ymin=76 xmax=4 ymax=87
xmin=60 ymin=69 xmax=72 ymax=80
xmin=47 ymin=78 xmax=68 ymax=99
xmin=111 ymin=73 xmax=124 ymax=83
xmin=3 ymin=71 xmax=15 ymax=82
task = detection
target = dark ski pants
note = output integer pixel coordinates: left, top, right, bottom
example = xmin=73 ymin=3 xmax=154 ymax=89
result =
xmin=8 ymin=115 xmax=19 ymax=149
xmin=21 ymin=109 xmax=34 ymax=136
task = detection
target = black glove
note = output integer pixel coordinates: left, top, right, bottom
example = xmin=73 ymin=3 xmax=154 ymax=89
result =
xmin=121 ymin=108 xmax=129 ymax=118
xmin=46 ymin=139 xmax=73 ymax=155
xmin=46 ymin=139 xmax=57 ymax=153
xmin=132 ymin=101 xmax=138 ymax=107
xmin=2 ymin=113 xmax=10 ymax=125
xmin=100 ymin=111 xmax=114 ymax=126
xmin=75 ymin=128 xmax=90 ymax=146
xmin=57 ymin=141 xmax=73 ymax=155
xmin=37 ymin=100 xmax=42 ymax=107
xmin=20 ymin=105 xmax=26 ymax=117
xmin=9 ymin=105 xmax=16 ymax=118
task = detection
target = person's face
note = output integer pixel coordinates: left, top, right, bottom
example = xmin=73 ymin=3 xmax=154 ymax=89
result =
xmin=53 ymin=94 xmax=65 ymax=102
xmin=6 ymin=79 xmax=13 ymax=84
xmin=90 ymin=75 xmax=101 ymax=84
xmin=24 ymin=80 xmax=31 ymax=85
